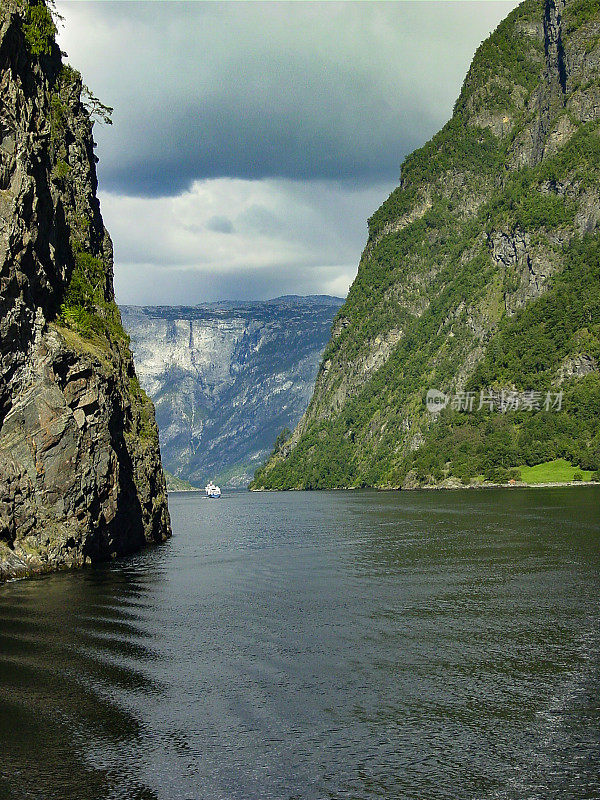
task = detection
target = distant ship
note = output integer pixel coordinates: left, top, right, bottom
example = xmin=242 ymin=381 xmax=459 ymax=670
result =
xmin=205 ymin=481 xmax=222 ymax=498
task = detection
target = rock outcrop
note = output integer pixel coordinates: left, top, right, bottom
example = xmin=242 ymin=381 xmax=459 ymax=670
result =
xmin=122 ymin=297 xmax=343 ymax=487
xmin=254 ymin=0 xmax=600 ymax=490
xmin=0 ymin=0 xmax=171 ymax=579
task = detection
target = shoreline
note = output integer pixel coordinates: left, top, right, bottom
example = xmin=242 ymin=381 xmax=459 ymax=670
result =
xmin=250 ymin=481 xmax=600 ymax=492
xmin=402 ymin=480 xmax=600 ymax=491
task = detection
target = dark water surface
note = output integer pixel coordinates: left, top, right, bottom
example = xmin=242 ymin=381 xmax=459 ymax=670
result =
xmin=1 ymin=488 xmax=599 ymax=800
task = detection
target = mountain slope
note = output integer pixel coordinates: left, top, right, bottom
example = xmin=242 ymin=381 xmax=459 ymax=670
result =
xmin=0 ymin=0 xmax=171 ymax=578
xmin=253 ymin=0 xmax=600 ymax=490
xmin=122 ymin=297 xmax=343 ymax=487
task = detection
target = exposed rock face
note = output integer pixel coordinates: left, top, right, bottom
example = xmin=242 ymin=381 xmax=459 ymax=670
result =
xmin=0 ymin=0 xmax=171 ymax=579
xmin=254 ymin=0 xmax=600 ymax=490
xmin=121 ymin=297 xmax=343 ymax=487
xmin=558 ymin=353 xmax=598 ymax=381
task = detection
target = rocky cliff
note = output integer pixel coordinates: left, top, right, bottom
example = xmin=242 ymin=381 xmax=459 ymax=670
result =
xmin=253 ymin=0 xmax=600 ymax=490
xmin=0 ymin=0 xmax=171 ymax=579
xmin=122 ymin=297 xmax=344 ymax=488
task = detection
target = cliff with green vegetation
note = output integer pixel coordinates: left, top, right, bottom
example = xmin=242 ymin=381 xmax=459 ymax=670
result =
xmin=164 ymin=471 xmax=199 ymax=492
xmin=253 ymin=0 xmax=600 ymax=490
xmin=0 ymin=0 xmax=171 ymax=578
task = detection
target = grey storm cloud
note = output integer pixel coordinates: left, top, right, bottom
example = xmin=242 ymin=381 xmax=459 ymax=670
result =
xmin=55 ymin=1 xmax=520 ymax=304
xmin=56 ymin=1 xmax=519 ymax=198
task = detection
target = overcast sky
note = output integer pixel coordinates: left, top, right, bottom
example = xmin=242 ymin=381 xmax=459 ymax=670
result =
xmin=56 ymin=1 xmax=519 ymax=305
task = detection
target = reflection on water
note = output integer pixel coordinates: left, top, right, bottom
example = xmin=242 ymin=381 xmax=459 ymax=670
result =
xmin=0 ymin=565 xmax=165 ymax=800
xmin=0 ymin=488 xmax=599 ymax=800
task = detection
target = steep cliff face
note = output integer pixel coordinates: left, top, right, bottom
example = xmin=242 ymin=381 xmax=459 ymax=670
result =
xmin=0 ymin=0 xmax=171 ymax=579
xmin=254 ymin=0 xmax=600 ymax=490
xmin=122 ymin=297 xmax=343 ymax=487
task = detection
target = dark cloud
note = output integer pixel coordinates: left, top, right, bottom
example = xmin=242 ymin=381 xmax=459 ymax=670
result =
xmin=96 ymin=108 xmax=427 ymax=197
xmin=57 ymin=1 xmax=519 ymax=198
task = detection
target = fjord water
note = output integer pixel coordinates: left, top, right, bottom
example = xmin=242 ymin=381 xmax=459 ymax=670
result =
xmin=1 ymin=489 xmax=599 ymax=800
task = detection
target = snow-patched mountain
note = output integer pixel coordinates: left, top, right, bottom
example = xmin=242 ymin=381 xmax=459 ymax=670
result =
xmin=121 ymin=297 xmax=344 ymax=487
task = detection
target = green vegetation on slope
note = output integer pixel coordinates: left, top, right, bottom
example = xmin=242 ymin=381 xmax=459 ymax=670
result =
xmin=47 ymin=65 xmax=129 ymax=353
xmin=469 ymin=236 xmax=600 ymax=391
xmin=164 ymin=471 xmax=199 ymax=491
xmin=518 ymin=459 xmax=595 ymax=482
xmin=368 ymin=0 xmax=545 ymax=241
xmin=58 ymin=248 xmax=129 ymax=345
xmin=254 ymin=235 xmax=600 ymax=489
xmin=23 ymin=0 xmax=56 ymax=56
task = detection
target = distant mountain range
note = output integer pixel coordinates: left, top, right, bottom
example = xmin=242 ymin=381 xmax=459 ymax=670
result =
xmin=121 ymin=296 xmax=344 ymax=487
